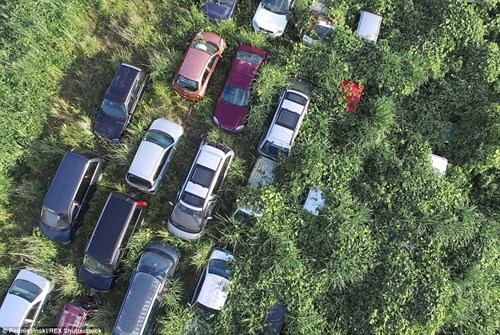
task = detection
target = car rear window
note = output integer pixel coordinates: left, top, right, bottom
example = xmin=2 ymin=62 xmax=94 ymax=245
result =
xmin=192 ymin=39 xmax=219 ymax=56
xmin=284 ymin=92 xmax=308 ymax=106
xmin=208 ymin=259 xmax=231 ymax=280
xmin=145 ymin=130 xmax=174 ymax=149
xmin=236 ymin=51 xmax=263 ymax=65
xmin=276 ymin=108 xmax=300 ymax=130
xmin=191 ymin=165 xmax=215 ymax=188
xmin=9 ymin=279 xmax=42 ymax=303
xmin=176 ymin=75 xmax=199 ymax=92
xmin=127 ymin=173 xmax=153 ymax=190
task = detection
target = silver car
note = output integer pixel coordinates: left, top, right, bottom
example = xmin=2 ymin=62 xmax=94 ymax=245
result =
xmin=126 ymin=118 xmax=184 ymax=194
xmin=0 ymin=269 xmax=53 ymax=333
xmin=167 ymin=140 xmax=234 ymax=241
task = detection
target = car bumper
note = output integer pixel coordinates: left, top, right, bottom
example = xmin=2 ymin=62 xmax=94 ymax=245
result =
xmin=38 ymin=221 xmax=73 ymax=244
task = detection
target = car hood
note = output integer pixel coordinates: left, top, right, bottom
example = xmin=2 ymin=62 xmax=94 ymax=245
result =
xmin=214 ymin=99 xmax=248 ymax=131
xmin=0 ymin=294 xmax=30 ymax=329
xmin=203 ymin=2 xmax=233 ymax=20
xmin=253 ymin=4 xmax=288 ymax=34
xmin=94 ymin=111 xmax=126 ymax=141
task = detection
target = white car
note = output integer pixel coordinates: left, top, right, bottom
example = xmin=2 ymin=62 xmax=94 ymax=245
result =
xmin=0 ymin=269 xmax=53 ymax=333
xmin=252 ymin=0 xmax=294 ymax=37
xmin=188 ymin=248 xmax=234 ymax=316
xmin=126 ymin=118 xmax=184 ymax=194
xmin=167 ymin=140 xmax=234 ymax=241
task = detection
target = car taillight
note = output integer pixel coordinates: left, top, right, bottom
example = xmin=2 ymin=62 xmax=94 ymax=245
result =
xmin=136 ymin=201 xmax=147 ymax=207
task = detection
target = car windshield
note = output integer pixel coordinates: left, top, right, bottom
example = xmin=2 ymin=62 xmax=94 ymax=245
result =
xmin=100 ymin=98 xmax=127 ymax=119
xmin=83 ymin=254 xmax=114 ymax=275
xmin=192 ymin=302 xmax=220 ymax=318
xmin=284 ymin=91 xmax=308 ymax=105
xmin=41 ymin=206 xmax=70 ymax=230
xmin=208 ymin=259 xmax=231 ymax=279
xmin=176 ymin=75 xmax=199 ymax=92
xmin=127 ymin=173 xmax=153 ymax=189
xmin=262 ymin=0 xmax=290 ymax=15
xmin=215 ymin=0 xmax=236 ymax=5
xmin=191 ymin=165 xmax=216 ymax=188
xmin=137 ymin=251 xmax=173 ymax=279
xmin=181 ymin=192 xmax=205 ymax=208
xmin=261 ymin=140 xmax=289 ymax=159
xmin=315 ymin=23 xmax=333 ymax=37
xmin=192 ymin=39 xmax=219 ymax=55
xmin=9 ymin=279 xmax=42 ymax=303
xmin=221 ymin=85 xmax=250 ymax=107
xmin=236 ymin=51 xmax=264 ymax=65
xmin=171 ymin=203 xmax=204 ymax=233
xmin=276 ymin=108 xmax=300 ymax=130
xmin=145 ymin=129 xmax=174 ymax=149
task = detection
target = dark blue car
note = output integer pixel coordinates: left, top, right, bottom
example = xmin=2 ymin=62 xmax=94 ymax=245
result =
xmin=39 ymin=152 xmax=104 ymax=244
xmin=79 ymin=193 xmax=147 ymax=291
xmin=93 ymin=63 xmax=150 ymax=143
xmin=202 ymin=0 xmax=239 ymax=21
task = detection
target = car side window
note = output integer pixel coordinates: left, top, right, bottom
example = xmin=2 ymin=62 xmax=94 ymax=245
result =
xmin=75 ymin=162 xmax=97 ymax=204
xmin=131 ymin=78 xmax=141 ymax=97
xmin=83 ymin=162 xmax=98 ymax=183
xmin=24 ymin=302 xmax=40 ymax=324
xmin=153 ymin=151 xmax=170 ymax=181
xmin=125 ymin=96 xmax=135 ymax=114
xmin=202 ymin=69 xmax=210 ymax=85
xmin=192 ymin=269 xmax=206 ymax=303
xmin=212 ymin=155 xmax=231 ymax=193
xmin=207 ymin=56 xmax=217 ymax=70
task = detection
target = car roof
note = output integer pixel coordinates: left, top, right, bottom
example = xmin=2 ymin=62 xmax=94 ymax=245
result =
xmin=114 ymin=272 xmax=161 ymax=335
xmin=85 ymin=193 xmax=137 ymax=263
xmin=178 ymin=32 xmax=223 ymax=81
xmin=57 ymin=304 xmax=87 ymax=329
xmin=357 ymin=11 xmax=382 ymax=42
xmin=105 ymin=64 xmax=141 ymax=103
xmin=44 ymin=152 xmax=90 ymax=213
xmin=227 ymin=45 xmax=266 ymax=89
xmin=264 ymin=89 xmax=310 ymax=148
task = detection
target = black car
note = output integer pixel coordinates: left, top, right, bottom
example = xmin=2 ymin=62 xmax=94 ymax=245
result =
xmin=39 ymin=151 xmax=104 ymax=244
xmin=93 ymin=63 xmax=150 ymax=142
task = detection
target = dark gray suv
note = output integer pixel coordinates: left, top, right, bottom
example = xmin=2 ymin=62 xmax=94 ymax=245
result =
xmin=113 ymin=242 xmax=181 ymax=335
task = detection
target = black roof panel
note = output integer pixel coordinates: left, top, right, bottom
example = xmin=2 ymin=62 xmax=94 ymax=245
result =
xmin=86 ymin=193 xmax=135 ymax=263
xmin=105 ymin=64 xmax=139 ymax=103
xmin=44 ymin=152 xmax=89 ymax=212
xmin=114 ymin=272 xmax=160 ymax=335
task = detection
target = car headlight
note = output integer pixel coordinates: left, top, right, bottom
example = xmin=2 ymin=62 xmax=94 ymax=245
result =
xmin=252 ymin=20 xmax=259 ymax=31
xmin=213 ymin=116 xmax=219 ymax=125
xmin=234 ymin=124 xmax=245 ymax=131
xmin=276 ymin=29 xmax=284 ymax=35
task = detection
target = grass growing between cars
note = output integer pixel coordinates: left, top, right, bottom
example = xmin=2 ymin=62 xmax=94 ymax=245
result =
xmin=0 ymin=0 xmax=499 ymax=334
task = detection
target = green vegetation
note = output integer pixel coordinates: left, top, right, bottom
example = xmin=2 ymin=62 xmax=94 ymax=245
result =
xmin=0 ymin=0 xmax=499 ymax=334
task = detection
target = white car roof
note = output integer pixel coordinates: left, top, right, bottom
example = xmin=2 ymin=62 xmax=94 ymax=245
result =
xmin=357 ymin=11 xmax=382 ymax=42
xmin=431 ymin=154 xmax=448 ymax=176
xmin=266 ymin=89 xmax=309 ymax=149
xmin=197 ymin=145 xmax=225 ymax=170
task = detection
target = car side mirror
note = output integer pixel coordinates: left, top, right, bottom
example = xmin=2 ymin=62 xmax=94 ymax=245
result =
xmin=207 ymin=216 xmax=213 ymax=221
xmin=187 ymin=302 xmax=192 ymax=308
xmin=169 ymin=201 xmax=174 ymax=206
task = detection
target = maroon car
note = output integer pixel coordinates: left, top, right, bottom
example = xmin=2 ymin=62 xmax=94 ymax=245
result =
xmin=213 ymin=45 xmax=267 ymax=132
xmin=57 ymin=296 xmax=100 ymax=334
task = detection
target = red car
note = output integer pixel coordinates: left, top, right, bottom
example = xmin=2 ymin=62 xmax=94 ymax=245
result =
xmin=213 ymin=45 xmax=267 ymax=132
xmin=172 ymin=32 xmax=226 ymax=101
xmin=341 ymin=81 xmax=364 ymax=113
